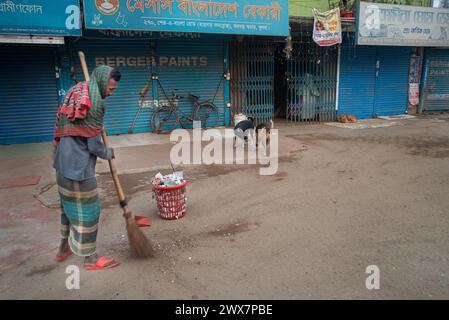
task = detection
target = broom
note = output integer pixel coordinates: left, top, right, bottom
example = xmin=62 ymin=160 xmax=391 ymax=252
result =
xmin=78 ymin=51 xmax=153 ymax=258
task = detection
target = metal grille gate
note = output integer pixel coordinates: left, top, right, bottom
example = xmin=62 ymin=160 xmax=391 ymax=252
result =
xmin=287 ymin=27 xmax=338 ymax=123
xmin=230 ymin=41 xmax=275 ymax=125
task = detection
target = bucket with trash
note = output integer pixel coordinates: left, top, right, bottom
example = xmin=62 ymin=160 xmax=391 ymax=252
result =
xmin=151 ymin=171 xmax=188 ymax=220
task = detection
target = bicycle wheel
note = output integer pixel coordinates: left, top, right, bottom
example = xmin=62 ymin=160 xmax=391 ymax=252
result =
xmin=193 ymin=102 xmax=219 ymax=128
xmin=151 ymin=106 xmax=178 ymax=133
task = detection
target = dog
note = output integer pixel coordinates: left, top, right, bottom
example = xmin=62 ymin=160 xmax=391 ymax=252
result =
xmin=255 ymin=120 xmax=274 ymax=148
xmin=338 ymin=114 xmax=357 ymax=123
xmin=233 ymin=116 xmax=274 ymax=149
xmin=233 ymin=116 xmax=255 ymax=146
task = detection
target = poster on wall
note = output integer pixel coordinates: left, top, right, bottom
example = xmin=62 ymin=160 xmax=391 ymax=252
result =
xmin=83 ymin=0 xmax=289 ymax=37
xmin=409 ymin=55 xmax=422 ymax=83
xmin=408 ymin=55 xmax=421 ymax=106
xmin=409 ymin=83 xmax=420 ymax=105
xmin=312 ymin=7 xmax=342 ymax=46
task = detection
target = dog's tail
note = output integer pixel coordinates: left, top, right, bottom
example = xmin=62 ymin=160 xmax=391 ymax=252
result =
xmin=270 ymin=119 xmax=274 ymax=129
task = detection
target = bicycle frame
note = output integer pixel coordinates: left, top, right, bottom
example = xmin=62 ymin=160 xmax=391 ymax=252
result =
xmin=150 ymin=73 xmax=223 ymax=132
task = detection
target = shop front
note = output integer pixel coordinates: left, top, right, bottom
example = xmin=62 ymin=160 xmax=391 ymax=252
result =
xmin=338 ymin=33 xmax=412 ymax=119
xmin=284 ymin=22 xmax=339 ymax=123
xmin=0 ymin=0 xmax=81 ymax=144
xmin=338 ymin=2 xmax=449 ymax=119
xmin=68 ymin=30 xmax=228 ymax=134
xmin=0 ymin=0 xmax=289 ymax=143
xmin=422 ymin=48 xmax=449 ymax=112
xmin=273 ymin=5 xmax=341 ymax=124
xmin=80 ymin=0 xmax=289 ymax=132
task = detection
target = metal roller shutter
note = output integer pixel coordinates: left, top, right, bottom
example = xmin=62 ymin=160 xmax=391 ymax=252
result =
xmin=338 ymin=38 xmax=376 ymax=119
xmin=0 ymin=45 xmax=59 ymax=144
xmin=423 ymin=48 xmax=449 ymax=112
xmin=69 ymin=39 xmax=154 ymax=135
xmin=374 ymin=47 xmax=411 ymax=117
xmin=338 ymin=34 xmax=411 ymax=119
xmin=156 ymin=39 xmax=225 ymax=129
xmin=69 ymin=38 xmax=225 ymax=134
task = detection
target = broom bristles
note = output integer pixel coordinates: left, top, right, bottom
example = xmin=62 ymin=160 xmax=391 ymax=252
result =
xmin=126 ymin=217 xmax=154 ymax=258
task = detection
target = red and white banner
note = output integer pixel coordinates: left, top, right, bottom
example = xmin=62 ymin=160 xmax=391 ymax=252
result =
xmin=312 ymin=7 xmax=342 ymax=46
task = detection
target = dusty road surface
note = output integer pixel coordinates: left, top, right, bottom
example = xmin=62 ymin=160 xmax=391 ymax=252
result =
xmin=1 ymin=114 xmax=449 ymax=299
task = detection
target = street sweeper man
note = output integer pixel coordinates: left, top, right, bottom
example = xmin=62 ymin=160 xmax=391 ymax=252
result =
xmin=52 ymin=65 xmax=122 ymax=270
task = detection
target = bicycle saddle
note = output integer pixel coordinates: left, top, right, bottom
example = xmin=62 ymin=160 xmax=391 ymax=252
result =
xmin=188 ymin=94 xmax=199 ymax=100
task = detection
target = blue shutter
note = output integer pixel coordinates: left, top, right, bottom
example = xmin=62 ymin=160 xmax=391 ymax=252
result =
xmin=338 ymin=33 xmax=411 ymax=119
xmin=423 ymin=48 xmax=449 ymax=112
xmin=69 ymin=38 xmax=225 ymax=134
xmin=69 ymin=39 xmax=154 ymax=135
xmin=156 ymin=39 xmax=225 ymax=129
xmin=0 ymin=45 xmax=58 ymax=144
xmin=338 ymin=42 xmax=376 ymax=119
xmin=374 ymin=47 xmax=411 ymax=117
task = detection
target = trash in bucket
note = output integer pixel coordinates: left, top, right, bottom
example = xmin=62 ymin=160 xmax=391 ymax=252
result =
xmin=152 ymin=171 xmax=188 ymax=220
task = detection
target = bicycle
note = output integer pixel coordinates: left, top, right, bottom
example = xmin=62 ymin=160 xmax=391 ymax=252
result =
xmin=151 ymin=74 xmax=223 ymax=133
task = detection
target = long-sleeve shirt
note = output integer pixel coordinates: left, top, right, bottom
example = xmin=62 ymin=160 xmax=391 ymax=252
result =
xmin=53 ymin=135 xmax=113 ymax=181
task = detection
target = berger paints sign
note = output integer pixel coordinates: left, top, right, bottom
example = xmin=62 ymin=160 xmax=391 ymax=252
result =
xmin=357 ymin=1 xmax=449 ymax=46
xmin=0 ymin=0 xmax=81 ymax=36
xmin=83 ymin=0 xmax=289 ymax=36
xmin=95 ymin=55 xmax=208 ymax=67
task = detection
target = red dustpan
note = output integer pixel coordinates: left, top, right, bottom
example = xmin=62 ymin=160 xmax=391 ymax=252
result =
xmin=134 ymin=216 xmax=151 ymax=227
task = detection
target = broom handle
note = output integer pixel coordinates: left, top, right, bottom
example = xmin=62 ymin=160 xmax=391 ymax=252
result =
xmin=78 ymin=51 xmax=131 ymax=218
